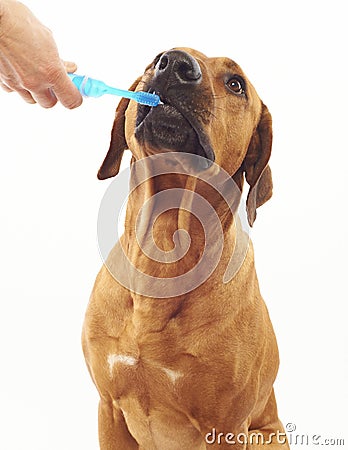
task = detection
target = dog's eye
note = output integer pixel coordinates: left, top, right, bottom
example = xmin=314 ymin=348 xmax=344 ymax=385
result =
xmin=226 ymin=77 xmax=245 ymax=95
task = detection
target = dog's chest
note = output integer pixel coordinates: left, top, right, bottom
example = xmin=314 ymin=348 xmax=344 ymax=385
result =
xmin=104 ymin=343 xmax=207 ymax=449
xmin=104 ymin=324 xmax=186 ymax=398
xmin=106 ymin=349 xmax=185 ymax=392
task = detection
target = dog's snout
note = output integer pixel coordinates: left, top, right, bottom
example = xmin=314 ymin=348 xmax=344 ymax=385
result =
xmin=156 ymin=50 xmax=202 ymax=85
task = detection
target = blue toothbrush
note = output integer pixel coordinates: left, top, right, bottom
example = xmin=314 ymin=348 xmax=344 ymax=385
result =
xmin=68 ymin=73 xmax=160 ymax=107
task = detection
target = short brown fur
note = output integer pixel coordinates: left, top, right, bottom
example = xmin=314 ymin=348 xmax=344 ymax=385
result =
xmin=82 ymin=48 xmax=289 ymax=449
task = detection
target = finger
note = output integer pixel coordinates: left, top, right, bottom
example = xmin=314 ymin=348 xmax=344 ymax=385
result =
xmin=0 ymin=56 xmax=18 ymax=92
xmin=0 ymin=80 xmax=14 ymax=92
xmin=30 ymin=87 xmax=58 ymax=108
xmin=16 ymin=89 xmax=37 ymax=104
xmin=51 ymin=72 xmax=83 ymax=109
xmin=62 ymin=60 xmax=78 ymax=73
xmin=0 ymin=57 xmax=36 ymax=103
xmin=0 ymin=76 xmax=36 ymax=103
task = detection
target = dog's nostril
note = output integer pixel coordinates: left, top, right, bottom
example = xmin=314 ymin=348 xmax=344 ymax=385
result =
xmin=155 ymin=50 xmax=202 ymax=85
xmin=158 ymin=55 xmax=169 ymax=71
xmin=176 ymin=61 xmax=201 ymax=82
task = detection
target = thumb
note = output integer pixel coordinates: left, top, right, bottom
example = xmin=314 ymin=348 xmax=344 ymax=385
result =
xmin=62 ymin=60 xmax=78 ymax=74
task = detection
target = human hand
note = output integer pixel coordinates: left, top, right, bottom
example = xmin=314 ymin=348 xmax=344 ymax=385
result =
xmin=0 ymin=0 xmax=82 ymax=108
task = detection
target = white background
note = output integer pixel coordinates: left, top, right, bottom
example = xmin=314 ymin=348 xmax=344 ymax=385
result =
xmin=0 ymin=0 xmax=347 ymax=449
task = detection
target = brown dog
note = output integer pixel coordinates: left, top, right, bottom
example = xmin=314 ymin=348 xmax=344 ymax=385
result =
xmin=82 ymin=48 xmax=289 ymax=449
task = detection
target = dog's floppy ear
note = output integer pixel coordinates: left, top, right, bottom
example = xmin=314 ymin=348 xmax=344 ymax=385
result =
xmin=244 ymin=103 xmax=273 ymax=226
xmin=97 ymin=77 xmax=141 ymax=180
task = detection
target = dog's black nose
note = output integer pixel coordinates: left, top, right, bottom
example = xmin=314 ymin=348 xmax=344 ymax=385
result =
xmin=155 ymin=50 xmax=202 ymax=85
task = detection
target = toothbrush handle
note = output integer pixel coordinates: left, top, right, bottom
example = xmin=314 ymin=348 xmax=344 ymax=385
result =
xmin=68 ymin=74 xmax=134 ymax=100
xmin=68 ymin=74 xmax=131 ymax=99
xmin=68 ymin=73 xmax=85 ymax=91
xmin=106 ymin=87 xmax=160 ymax=106
xmin=68 ymin=74 xmax=107 ymax=97
xmin=106 ymin=86 xmax=136 ymax=99
xmin=68 ymin=73 xmax=160 ymax=106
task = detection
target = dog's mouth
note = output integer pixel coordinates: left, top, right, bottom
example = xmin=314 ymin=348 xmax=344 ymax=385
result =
xmin=135 ymin=94 xmax=215 ymax=165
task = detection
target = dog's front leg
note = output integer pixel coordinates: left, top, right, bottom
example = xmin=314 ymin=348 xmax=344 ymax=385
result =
xmin=247 ymin=390 xmax=290 ymax=450
xmin=98 ymin=400 xmax=139 ymax=450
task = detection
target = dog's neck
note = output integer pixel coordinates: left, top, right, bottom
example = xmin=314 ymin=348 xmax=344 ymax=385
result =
xmin=100 ymin=156 xmax=252 ymax=333
xmin=123 ymin=158 xmax=238 ymax=250
xmin=107 ymin=158 xmax=248 ymax=331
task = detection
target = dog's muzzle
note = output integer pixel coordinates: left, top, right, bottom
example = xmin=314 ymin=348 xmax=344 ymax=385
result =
xmin=135 ymin=50 xmax=215 ymax=164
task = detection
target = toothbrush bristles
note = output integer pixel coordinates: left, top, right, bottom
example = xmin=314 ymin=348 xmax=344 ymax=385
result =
xmin=134 ymin=91 xmax=160 ymax=107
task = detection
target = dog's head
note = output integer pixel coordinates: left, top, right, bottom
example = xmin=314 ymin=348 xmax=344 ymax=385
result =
xmin=98 ymin=48 xmax=273 ymax=226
